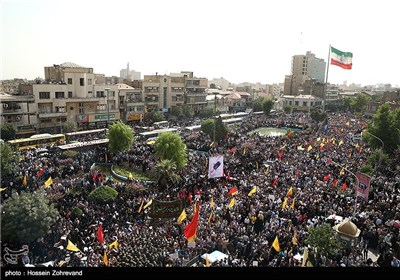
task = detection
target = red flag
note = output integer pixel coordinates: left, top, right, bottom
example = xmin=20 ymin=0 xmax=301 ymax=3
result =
xmin=295 ymin=170 xmax=299 ymax=177
xmin=227 ymin=186 xmax=238 ymax=196
xmin=327 ymin=158 xmax=332 ymax=165
xmin=278 ymin=151 xmax=284 ymax=161
xmin=97 ymin=224 xmax=104 ymax=244
xmin=341 ymin=182 xmax=347 ymax=191
xmin=272 ymin=178 xmax=278 ymax=186
xmin=229 ymin=147 xmax=235 ymax=154
xmin=331 ymin=179 xmax=338 ymax=188
xmin=323 ymin=174 xmax=330 ymax=182
xmin=184 ymin=203 xmax=201 ymax=241
xmin=36 ymin=167 xmax=46 ymax=177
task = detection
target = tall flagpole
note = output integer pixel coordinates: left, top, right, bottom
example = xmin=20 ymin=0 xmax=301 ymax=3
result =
xmin=323 ymin=44 xmax=331 ymax=113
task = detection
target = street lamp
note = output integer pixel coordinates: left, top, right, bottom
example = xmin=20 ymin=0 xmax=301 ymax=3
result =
xmin=331 ymin=160 xmax=359 ymax=218
xmin=213 ymin=92 xmax=218 ymax=145
xmin=105 ymin=88 xmax=110 ymax=127
xmin=361 ymin=130 xmax=384 ymax=170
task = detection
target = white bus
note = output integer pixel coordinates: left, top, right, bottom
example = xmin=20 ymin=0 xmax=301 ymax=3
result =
xmin=138 ymin=128 xmax=178 ymax=139
xmin=153 ymin=121 xmax=169 ymax=129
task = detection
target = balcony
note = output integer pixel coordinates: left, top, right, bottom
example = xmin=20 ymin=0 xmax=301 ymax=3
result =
xmin=2 ymin=108 xmax=24 ymax=114
xmin=38 ymin=112 xmax=68 ymax=118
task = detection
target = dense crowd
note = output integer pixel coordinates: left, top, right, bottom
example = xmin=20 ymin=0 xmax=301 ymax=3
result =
xmin=1 ymin=111 xmax=399 ymax=267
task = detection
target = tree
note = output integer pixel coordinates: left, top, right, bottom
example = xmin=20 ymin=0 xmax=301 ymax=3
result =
xmin=252 ymin=98 xmax=264 ymax=112
xmin=1 ymin=191 xmax=59 ymax=243
xmin=350 ymin=94 xmax=370 ymax=113
xmin=199 ymin=108 xmax=214 ymax=118
xmin=148 ymin=111 xmax=165 ymax=122
xmin=262 ymin=99 xmax=274 ymax=116
xmin=283 ymin=105 xmax=292 ymax=114
xmin=182 ymin=105 xmax=194 ymax=118
xmin=0 ymin=142 xmax=18 ymax=175
xmin=155 ymin=159 xmax=181 ymax=192
xmin=88 ymin=186 xmax=118 ymax=204
xmin=63 ymin=120 xmax=77 ymax=133
xmin=366 ymin=104 xmax=399 ymax=153
xmin=366 ymin=149 xmax=389 ymax=172
xmin=310 ymin=109 xmax=327 ymax=123
xmin=0 ymin=123 xmax=16 ymax=141
xmin=201 ymin=119 xmax=215 ymax=137
xmin=154 ymin=132 xmax=187 ymax=170
xmin=305 ymin=223 xmax=342 ymax=257
xmin=108 ymin=120 xmax=134 ymax=153
xmin=170 ymin=106 xmax=183 ymax=117
xmin=214 ymin=116 xmax=228 ymax=143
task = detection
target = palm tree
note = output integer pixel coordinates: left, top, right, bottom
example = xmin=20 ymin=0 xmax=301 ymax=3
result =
xmin=155 ymin=159 xmax=181 ymax=192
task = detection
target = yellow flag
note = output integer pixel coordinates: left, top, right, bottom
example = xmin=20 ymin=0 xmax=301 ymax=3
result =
xmin=128 ymin=172 xmax=133 ymax=180
xmin=23 ymin=175 xmax=27 ymax=186
xmin=316 ymin=137 xmax=321 ymax=142
xmin=302 ymin=247 xmax=309 ymax=267
xmin=307 ymin=145 xmax=312 ymax=152
xmin=109 ymin=240 xmax=118 ymax=249
xmin=228 ymin=197 xmax=235 ymax=209
xmin=205 ymin=254 xmax=211 ymax=267
xmin=66 ymin=240 xmax=80 ymax=252
xmin=103 ymin=250 xmax=108 ymax=266
xmin=248 ymin=186 xmax=257 ymax=197
xmin=281 ymin=198 xmax=288 ymax=210
xmin=297 ymin=145 xmax=304 ymax=151
xmin=143 ymin=199 xmax=153 ymax=209
xmin=340 ymin=167 xmax=345 ymax=176
xmin=44 ymin=177 xmax=53 ymax=188
xmin=286 ymin=186 xmax=293 ymax=197
xmin=315 ymin=153 xmax=319 ymax=160
xmin=272 ymin=236 xmax=280 ymax=252
xmin=177 ymin=209 xmax=187 ymax=224
xmin=137 ymin=199 xmax=145 ymax=213
xmin=0 ymin=188 xmax=7 ymax=192
xmin=242 ymin=147 xmax=246 ymax=155
xmin=256 ymin=162 xmax=258 ymax=170
xmin=339 ymin=139 xmax=344 ymax=146
xmin=207 ymin=211 xmax=213 ymax=225
xmin=210 ymin=197 xmax=215 ymax=209
xmin=291 ymin=199 xmax=295 ymax=209
xmin=292 ymin=231 xmax=298 ymax=245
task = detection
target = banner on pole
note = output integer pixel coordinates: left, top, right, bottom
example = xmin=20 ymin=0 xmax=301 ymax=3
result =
xmin=356 ymin=172 xmax=371 ymax=201
xmin=208 ymin=156 xmax=224 ymax=179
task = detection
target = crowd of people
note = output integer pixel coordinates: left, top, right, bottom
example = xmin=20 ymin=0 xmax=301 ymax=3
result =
xmin=1 ymin=111 xmax=399 ymax=267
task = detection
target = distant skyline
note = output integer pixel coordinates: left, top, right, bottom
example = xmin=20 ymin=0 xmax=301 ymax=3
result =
xmin=1 ymin=0 xmax=399 ymax=87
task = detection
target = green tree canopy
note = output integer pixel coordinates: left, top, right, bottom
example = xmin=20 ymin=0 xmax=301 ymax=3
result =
xmin=199 ymin=108 xmax=214 ymax=118
xmin=148 ymin=111 xmax=165 ymax=122
xmin=350 ymin=94 xmax=370 ymax=113
xmin=108 ymin=120 xmax=134 ymax=153
xmin=310 ymin=109 xmax=327 ymax=123
xmin=305 ymin=223 xmax=342 ymax=257
xmin=252 ymin=98 xmax=264 ymax=112
xmin=155 ymin=132 xmax=187 ymax=170
xmin=88 ymin=186 xmax=118 ymax=204
xmin=262 ymin=99 xmax=274 ymax=115
xmin=63 ymin=120 xmax=77 ymax=133
xmin=170 ymin=106 xmax=183 ymax=117
xmin=1 ymin=191 xmax=59 ymax=243
xmin=283 ymin=105 xmax=292 ymax=114
xmin=0 ymin=123 xmax=16 ymax=141
xmin=201 ymin=117 xmax=228 ymax=143
xmin=182 ymin=105 xmax=194 ymax=118
xmin=155 ymin=159 xmax=181 ymax=192
xmin=366 ymin=104 xmax=399 ymax=153
xmin=1 ymin=142 xmax=18 ymax=175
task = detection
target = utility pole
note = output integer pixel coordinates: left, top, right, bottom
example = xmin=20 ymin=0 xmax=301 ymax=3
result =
xmin=105 ymin=88 xmax=110 ymax=127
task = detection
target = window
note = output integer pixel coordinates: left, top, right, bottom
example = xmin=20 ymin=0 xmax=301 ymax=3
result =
xmin=41 ymin=119 xmax=52 ymax=123
xmin=295 ymin=101 xmax=299 ymax=106
xmin=80 ymin=78 xmax=84 ymax=86
xmin=88 ymin=79 xmax=92 ymax=85
xmin=39 ymin=92 xmax=50 ymax=99
xmin=96 ymin=91 xmax=105 ymax=97
xmin=68 ymin=91 xmax=73 ymax=98
xmin=68 ymin=78 xmax=72 ymax=84
xmin=56 ymin=106 xmax=66 ymax=113
xmin=55 ymin=92 xmax=65 ymax=99
xmin=163 ymin=87 xmax=167 ymax=108
xmin=79 ymin=102 xmax=84 ymax=114
xmin=303 ymin=102 xmax=308 ymax=106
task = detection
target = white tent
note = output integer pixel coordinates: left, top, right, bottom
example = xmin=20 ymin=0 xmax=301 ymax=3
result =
xmin=201 ymin=250 xmax=228 ymax=264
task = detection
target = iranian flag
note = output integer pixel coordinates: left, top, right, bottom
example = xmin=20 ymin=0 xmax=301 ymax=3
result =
xmin=330 ymin=46 xmax=353 ymax=69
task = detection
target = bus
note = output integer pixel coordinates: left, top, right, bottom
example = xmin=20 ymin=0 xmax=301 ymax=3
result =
xmin=65 ymin=128 xmax=108 ymax=143
xmin=184 ymin=125 xmax=202 ymax=132
xmin=138 ymin=128 xmax=178 ymax=139
xmin=8 ymin=133 xmax=65 ymax=150
xmin=58 ymin=138 xmax=109 ymax=150
xmin=222 ymin=117 xmax=244 ymax=127
xmin=153 ymin=121 xmax=169 ymax=129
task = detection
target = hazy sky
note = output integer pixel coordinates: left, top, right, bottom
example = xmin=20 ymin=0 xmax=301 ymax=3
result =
xmin=1 ymin=0 xmax=399 ymax=86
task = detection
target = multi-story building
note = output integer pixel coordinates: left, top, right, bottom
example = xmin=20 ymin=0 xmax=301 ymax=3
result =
xmin=33 ymin=62 xmax=121 ymax=132
xmin=184 ymin=72 xmax=208 ymax=112
xmin=284 ymin=51 xmax=326 ymax=96
xmin=208 ymin=77 xmax=230 ymax=90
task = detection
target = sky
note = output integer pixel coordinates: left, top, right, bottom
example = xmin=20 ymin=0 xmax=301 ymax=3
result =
xmin=1 ymin=0 xmax=399 ymax=87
